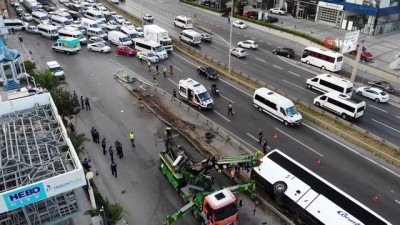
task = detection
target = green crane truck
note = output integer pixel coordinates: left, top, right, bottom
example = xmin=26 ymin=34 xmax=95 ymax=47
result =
xmin=159 ymin=145 xmax=264 ymax=225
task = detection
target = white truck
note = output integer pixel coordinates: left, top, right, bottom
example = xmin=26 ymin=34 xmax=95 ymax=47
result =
xmin=23 ymin=0 xmax=39 ymax=12
xmin=8 ymin=87 xmax=45 ymax=100
xmin=143 ymin=25 xmax=173 ymax=51
xmin=52 ymin=38 xmax=81 ymax=54
xmin=178 ymin=78 xmax=213 ymax=110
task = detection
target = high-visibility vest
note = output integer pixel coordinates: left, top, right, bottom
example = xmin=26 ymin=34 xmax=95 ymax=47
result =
xmin=130 ymin=133 xmax=135 ymax=139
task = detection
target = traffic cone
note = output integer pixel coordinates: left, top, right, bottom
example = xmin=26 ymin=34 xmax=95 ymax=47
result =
xmin=273 ymin=133 xmax=278 ymax=140
xmin=373 ymin=195 xmax=379 ymax=203
xmin=316 ymin=159 xmax=321 ymax=166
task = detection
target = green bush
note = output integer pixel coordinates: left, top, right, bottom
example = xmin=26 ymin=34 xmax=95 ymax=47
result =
xmin=180 ymin=0 xmax=222 ymax=13
xmin=235 ymin=15 xmax=340 ymax=52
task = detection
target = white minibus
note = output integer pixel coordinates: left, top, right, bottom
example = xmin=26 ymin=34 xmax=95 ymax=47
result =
xmin=313 ymin=92 xmax=366 ymax=120
xmin=135 ymin=39 xmax=168 ymax=60
xmin=32 ymin=11 xmax=50 ymax=24
xmin=84 ymin=9 xmax=106 ymax=22
xmin=179 ymin=29 xmax=201 ymax=46
xmin=59 ymin=27 xmax=87 ymax=44
xmin=253 ymin=88 xmax=302 ymax=126
xmin=301 ymin=46 xmax=343 ymax=72
xmin=54 ymin=10 xmax=73 ymax=22
xmin=51 ymin=15 xmax=72 ymax=29
xmin=81 ymin=18 xmax=100 ymax=30
xmin=120 ymin=26 xmax=140 ymax=42
xmin=37 ymin=24 xmax=59 ymax=39
xmin=306 ymin=73 xmax=353 ymax=96
xmin=4 ymin=19 xmax=28 ymax=31
xmin=174 ymin=15 xmax=193 ymax=29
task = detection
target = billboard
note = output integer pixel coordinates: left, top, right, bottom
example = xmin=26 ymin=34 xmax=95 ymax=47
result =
xmin=0 ymin=169 xmax=86 ymax=213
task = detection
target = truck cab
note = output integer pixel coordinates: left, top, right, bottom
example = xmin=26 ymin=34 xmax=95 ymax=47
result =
xmin=52 ymin=38 xmax=81 ymax=54
xmin=178 ymin=78 xmax=213 ymax=110
xmin=202 ymin=189 xmax=238 ymax=225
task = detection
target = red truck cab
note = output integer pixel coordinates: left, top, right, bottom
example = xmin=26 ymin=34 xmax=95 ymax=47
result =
xmin=202 ymin=189 xmax=238 ymax=225
xmin=242 ymin=11 xmax=258 ymax=18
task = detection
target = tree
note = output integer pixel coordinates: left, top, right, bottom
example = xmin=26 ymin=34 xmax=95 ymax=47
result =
xmin=68 ymin=132 xmax=88 ymax=156
xmin=84 ymin=200 xmax=126 ymax=225
xmin=50 ymin=87 xmax=81 ymax=118
xmin=23 ymin=60 xmax=37 ymax=76
xmin=35 ymin=70 xmax=60 ymax=91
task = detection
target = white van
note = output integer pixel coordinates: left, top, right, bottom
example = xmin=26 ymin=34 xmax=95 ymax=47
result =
xmin=51 ymin=15 xmax=72 ymax=29
xmin=306 ymin=74 xmax=353 ymax=96
xmin=84 ymin=9 xmax=106 ymax=22
xmin=32 ymin=11 xmax=50 ymax=24
xmin=59 ymin=27 xmax=87 ymax=44
xmin=87 ymin=28 xmax=107 ymax=40
xmin=174 ymin=15 xmax=193 ymax=29
xmin=4 ymin=19 xmax=28 ymax=31
xmin=253 ymin=88 xmax=302 ymax=126
xmin=108 ymin=31 xmax=132 ymax=46
xmin=119 ymin=26 xmax=140 ymax=42
xmin=54 ymin=10 xmax=73 ymax=22
xmin=179 ymin=29 xmax=201 ymax=46
xmin=313 ymin=92 xmax=366 ymax=120
xmin=81 ymin=18 xmax=100 ymax=30
xmin=37 ymin=24 xmax=59 ymax=39
xmin=135 ymin=39 xmax=168 ymax=60
xmin=46 ymin=61 xmax=64 ymax=77
xmin=178 ymin=78 xmax=213 ymax=109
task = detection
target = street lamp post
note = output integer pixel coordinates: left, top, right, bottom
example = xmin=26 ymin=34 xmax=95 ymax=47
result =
xmin=86 ymin=172 xmax=97 ymax=209
xmin=228 ymin=1 xmax=234 ymax=73
xmin=350 ymin=39 xmax=365 ymax=82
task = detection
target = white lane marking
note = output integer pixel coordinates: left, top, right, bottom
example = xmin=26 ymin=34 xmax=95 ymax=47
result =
xmin=212 ymin=39 xmax=231 ymax=48
xmin=168 ymin=78 xmax=178 ymax=87
xmin=213 ymin=33 xmax=230 ymax=46
xmin=233 ymin=57 xmax=248 ymax=64
xmin=275 ymin=127 xmax=323 ymax=157
xmin=283 ymin=80 xmax=316 ymax=95
xmin=244 ymin=34 xmax=248 ymax=37
xmin=368 ymin=104 xmax=387 ymax=113
xmin=395 ymin=200 xmax=400 ymax=204
xmin=397 ymin=116 xmax=400 ymax=119
xmin=288 ymin=71 xmax=300 ymax=77
xmin=273 ymin=65 xmax=283 ymax=70
xmin=303 ymin=122 xmax=400 ymax=178
xmin=259 ymin=40 xmax=263 ymax=43
xmin=172 ymin=65 xmax=182 ymax=72
xmin=246 ymin=133 xmax=259 ymax=142
xmin=371 ymin=119 xmax=400 ymax=133
xmin=172 ymin=52 xmax=197 ymax=67
xmin=267 ymin=43 xmax=272 ymax=45
xmin=278 ymin=56 xmax=319 ymax=75
xmin=214 ymin=110 xmax=231 ymax=123
xmin=255 ymin=57 xmax=266 ymax=63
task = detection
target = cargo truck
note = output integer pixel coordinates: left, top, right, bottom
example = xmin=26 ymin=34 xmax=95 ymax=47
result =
xmin=23 ymin=0 xmax=39 ymax=12
xmin=52 ymin=38 xmax=81 ymax=54
xmin=143 ymin=24 xmax=173 ymax=51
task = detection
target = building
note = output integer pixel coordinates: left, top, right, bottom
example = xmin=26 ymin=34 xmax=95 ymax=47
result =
xmin=0 ymin=93 xmax=87 ymax=225
xmin=249 ymin=0 xmax=400 ymax=35
xmin=0 ymin=38 xmax=24 ymax=91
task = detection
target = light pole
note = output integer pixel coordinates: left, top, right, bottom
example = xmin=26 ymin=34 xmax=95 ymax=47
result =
xmin=100 ymin=206 xmax=106 ymax=225
xmin=86 ymin=172 xmax=97 ymax=209
xmin=26 ymin=74 xmax=37 ymax=88
xmin=350 ymin=39 xmax=365 ymax=82
xmin=228 ymin=1 xmax=234 ymax=74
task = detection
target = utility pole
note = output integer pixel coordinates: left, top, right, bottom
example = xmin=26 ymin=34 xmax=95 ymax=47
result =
xmin=350 ymin=39 xmax=364 ymax=82
xmin=228 ymin=1 xmax=234 ymax=74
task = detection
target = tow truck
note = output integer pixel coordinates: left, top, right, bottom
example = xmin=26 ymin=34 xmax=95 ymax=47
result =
xmin=159 ymin=144 xmax=264 ymax=225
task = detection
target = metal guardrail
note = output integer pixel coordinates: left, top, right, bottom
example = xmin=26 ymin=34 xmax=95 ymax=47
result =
xmin=98 ymin=0 xmax=400 ymax=165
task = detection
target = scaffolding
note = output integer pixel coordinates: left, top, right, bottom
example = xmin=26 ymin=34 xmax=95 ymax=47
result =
xmin=0 ymin=101 xmax=81 ymax=225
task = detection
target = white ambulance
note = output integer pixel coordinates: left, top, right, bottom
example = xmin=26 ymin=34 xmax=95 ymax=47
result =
xmin=178 ymin=78 xmax=213 ymax=110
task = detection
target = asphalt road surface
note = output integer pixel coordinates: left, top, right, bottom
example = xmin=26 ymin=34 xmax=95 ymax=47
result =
xmin=117 ymin=0 xmax=400 ymax=146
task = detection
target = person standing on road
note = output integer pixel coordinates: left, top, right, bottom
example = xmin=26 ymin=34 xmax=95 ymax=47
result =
xmin=147 ymin=61 xmax=151 ymax=71
xmin=129 ymin=131 xmax=135 ymax=147
xmin=258 ymin=129 xmax=263 ymax=144
xmin=80 ymin=96 xmax=84 ymax=110
xmin=93 ymin=129 xmax=100 ymax=144
xmin=18 ymin=33 xmax=23 ymax=43
xmin=109 ymin=146 xmax=114 ymax=161
xmin=139 ymin=53 xmax=143 ymax=63
xmin=101 ymin=138 xmax=106 ymax=155
xmin=85 ymin=97 xmax=91 ymax=111
xmin=91 ymin=127 xmax=96 ymax=142
xmin=153 ymin=74 xmax=158 ymax=87
xmin=262 ymin=140 xmax=268 ymax=155
xmin=163 ymin=66 xmax=167 ymax=78
xmin=156 ymin=64 xmax=159 ymax=74
xmin=172 ymin=89 xmax=176 ymax=98
xmin=228 ymin=102 xmax=234 ymax=115
xmin=169 ymin=64 xmax=173 ymax=75
xmin=111 ymin=161 xmax=118 ymax=178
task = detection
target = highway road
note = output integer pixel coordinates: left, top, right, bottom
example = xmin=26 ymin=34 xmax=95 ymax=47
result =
xmin=117 ymin=0 xmax=400 ymax=146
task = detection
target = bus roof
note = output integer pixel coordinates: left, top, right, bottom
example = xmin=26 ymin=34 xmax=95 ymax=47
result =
xmin=305 ymin=46 xmax=343 ymax=57
xmin=254 ymin=87 xmax=294 ymax=109
xmin=323 ymin=91 xmax=365 ymax=105
xmin=255 ymin=150 xmax=391 ymax=225
xmin=316 ymin=73 xmax=352 ymax=86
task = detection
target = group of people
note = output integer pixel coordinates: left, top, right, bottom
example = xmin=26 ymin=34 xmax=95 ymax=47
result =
xmin=258 ymin=129 xmax=269 ymax=154
xmin=72 ymin=91 xmax=91 ymax=111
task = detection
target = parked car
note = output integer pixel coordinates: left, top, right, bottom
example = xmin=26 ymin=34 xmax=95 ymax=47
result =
xmin=242 ymin=11 xmax=258 ymax=18
xmin=200 ymin=33 xmax=212 ymax=42
xmin=197 ymin=66 xmax=219 ymax=80
xmin=230 ymin=48 xmax=248 ymax=58
xmin=26 ymin=25 xmax=39 ymax=34
xmin=272 ymin=47 xmax=295 ymax=58
xmin=269 ymin=8 xmax=286 ymax=15
xmin=356 ymin=87 xmax=389 ymax=103
xmin=87 ymin=42 xmax=111 ymax=53
xmin=262 ymin=16 xmax=278 ymax=23
xmin=22 ymin=13 xmax=33 ymax=21
xmin=116 ymin=45 xmax=136 ymax=56
xmin=143 ymin=14 xmax=154 ymax=22
xmin=137 ymin=51 xmax=159 ymax=63
xmin=113 ymin=15 xmax=126 ymax=24
xmin=232 ymin=21 xmax=247 ymax=29
xmin=367 ymin=81 xmax=395 ymax=93
xmin=351 ymin=45 xmax=374 ymax=61
xmin=105 ymin=20 xmax=119 ymax=31
xmin=88 ymin=36 xmax=106 ymax=44
xmin=238 ymin=40 xmax=258 ymax=49
xmin=110 ymin=0 xmax=119 ymax=4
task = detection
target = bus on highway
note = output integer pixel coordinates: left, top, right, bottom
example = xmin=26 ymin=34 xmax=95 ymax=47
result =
xmin=251 ymin=150 xmax=392 ymax=225
xmin=301 ymin=46 xmax=343 ymax=72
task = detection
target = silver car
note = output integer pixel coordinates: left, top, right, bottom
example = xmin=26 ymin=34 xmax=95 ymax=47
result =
xmin=137 ymin=51 xmax=159 ymax=63
xmin=26 ymin=25 xmax=39 ymax=34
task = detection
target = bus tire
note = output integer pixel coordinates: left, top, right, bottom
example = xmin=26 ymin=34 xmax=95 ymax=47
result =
xmin=273 ymin=181 xmax=287 ymax=196
xmin=341 ymin=113 xmax=348 ymax=120
xmin=306 ymin=60 xmax=310 ymax=65
xmin=357 ymin=91 xmax=362 ymax=96
xmin=321 ymin=66 xmax=326 ymax=70
xmin=306 ymin=84 xmax=312 ymax=89
xmin=258 ymin=106 xmax=263 ymax=112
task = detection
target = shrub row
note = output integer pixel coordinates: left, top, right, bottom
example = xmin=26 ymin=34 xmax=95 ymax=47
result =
xmin=179 ymin=0 xmax=222 ymax=13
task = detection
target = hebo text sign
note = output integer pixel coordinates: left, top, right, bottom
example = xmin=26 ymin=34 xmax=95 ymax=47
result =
xmin=3 ymin=183 xmax=47 ymax=210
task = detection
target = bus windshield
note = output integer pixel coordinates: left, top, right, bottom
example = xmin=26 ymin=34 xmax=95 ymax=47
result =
xmin=214 ymin=202 xmax=238 ymax=221
xmin=155 ymin=46 xmax=165 ymax=52
xmin=346 ymin=87 xmax=353 ymax=94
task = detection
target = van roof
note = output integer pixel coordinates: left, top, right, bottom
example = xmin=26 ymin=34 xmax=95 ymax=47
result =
xmin=254 ymin=87 xmax=294 ymax=108
xmin=316 ymin=73 xmax=352 ymax=85
xmin=46 ymin=61 xmax=60 ymax=67
xmin=179 ymin=78 xmax=207 ymax=93
xmin=38 ymin=23 xmax=58 ymax=29
xmin=136 ymin=38 xmax=161 ymax=47
xmin=182 ymin=29 xmax=200 ymax=35
xmin=323 ymin=91 xmax=364 ymax=105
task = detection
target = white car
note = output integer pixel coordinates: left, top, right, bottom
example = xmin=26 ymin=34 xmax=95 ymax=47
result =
xmin=22 ymin=13 xmax=33 ymax=21
xmin=26 ymin=25 xmax=39 ymax=34
xmin=105 ymin=20 xmax=119 ymax=31
xmin=135 ymin=27 xmax=144 ymax=37
xmin=98 ymin=21 xmax=106 ymax=29
xmin=87 ymin=42 xmax=111 ymax=53
xmin=122 ymin=21 xmax=135 ymax=29
xmin=137 ymin=51 xmax=159 ymax=63
xmin=230 ymin=48 xmax=248 ymax=58
xmin=238 ymin=40 xmax=258 ymax=49
xmin=113 ymin=15 xmax=126 ymax=24
xmin=232 ymin=21 xmax=247 ymax=29
xmin=143 ymin=14 xmax=154 ymax=22
xmin=88 ymin=36 xmax=106 ymax=44
xmin=269 ymin=8 xmax=286 ymax=15
xmin=110 ymin=0 xmax=119 ymax=4
xmin=356 ymin=87 xmax=389 ymax=103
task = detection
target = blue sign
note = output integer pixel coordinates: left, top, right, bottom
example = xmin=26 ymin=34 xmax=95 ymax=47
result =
xmin=3 ymin=183 xmax=47 ymax=210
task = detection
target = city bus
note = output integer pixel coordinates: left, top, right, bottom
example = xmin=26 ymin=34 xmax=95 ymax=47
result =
xmin=251 ymin=150 xmax=392 ymax=225
xmin=301 ymin=46 xmax=344 ymax=72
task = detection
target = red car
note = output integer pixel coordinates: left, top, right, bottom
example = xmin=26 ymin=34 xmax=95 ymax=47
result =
xmin=242 ymin=11 xmax=258 ymax=18
xmin=351 ymin=45 xmax=374 ymax=61
xmin=116 ymin=45 xmax=136 ymax=56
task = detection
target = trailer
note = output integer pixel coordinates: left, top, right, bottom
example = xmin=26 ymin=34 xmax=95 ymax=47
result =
xmin=160 ymin=144 xmax=264 ymax=225
xmin=143 ymin=25 xmax=173 ymax=51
